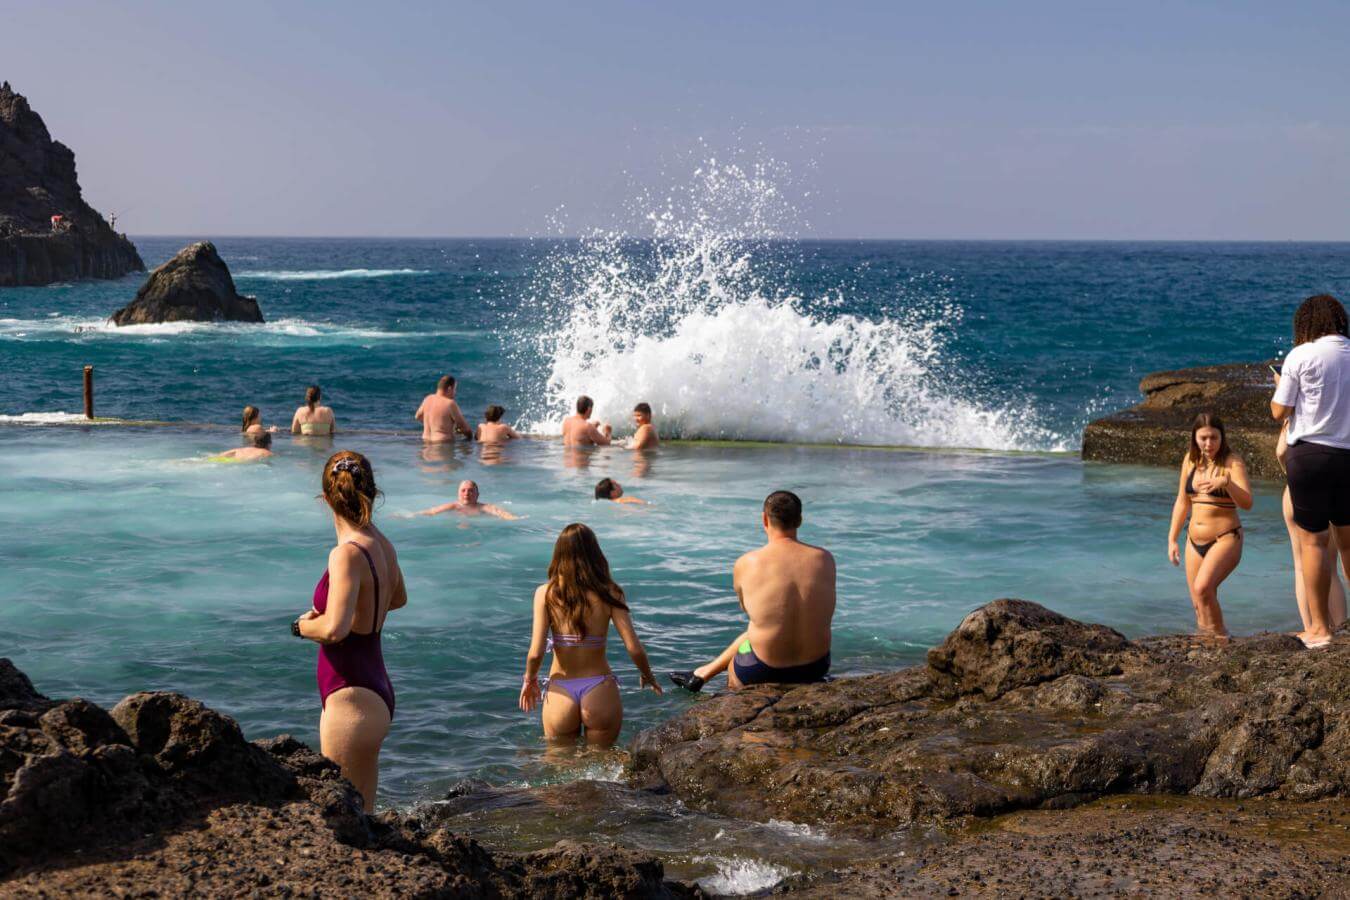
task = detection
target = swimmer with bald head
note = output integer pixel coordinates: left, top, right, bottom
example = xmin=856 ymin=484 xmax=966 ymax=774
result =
xmin=417 ymin=480 xmax=519 ymax=520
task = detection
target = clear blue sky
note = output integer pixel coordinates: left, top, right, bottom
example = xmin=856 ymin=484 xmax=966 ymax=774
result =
xmin=4 ymin=1 xmax=1347 ymax=238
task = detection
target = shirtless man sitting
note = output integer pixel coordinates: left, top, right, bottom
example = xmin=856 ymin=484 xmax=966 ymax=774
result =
xmin=415 ymin=375 xmax=474 ymax=443
xmin=670 ymin=491 xmax=834 ymax=692
xmin=416 ymin=480 xmax=519 ymax=520
xmin=627 ymin=402 xmax=659 ymax=450
xmin=561 ymin=396 xmax=612 ymax=447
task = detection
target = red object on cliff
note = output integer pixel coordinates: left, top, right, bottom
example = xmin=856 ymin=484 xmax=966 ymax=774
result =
xmin=50 ymin=214 xmax=63 ymax=230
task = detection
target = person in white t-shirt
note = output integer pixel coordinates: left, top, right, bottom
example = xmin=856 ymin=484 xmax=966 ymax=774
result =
xmin=1271 ymin=293 xmax=1350 ymax=649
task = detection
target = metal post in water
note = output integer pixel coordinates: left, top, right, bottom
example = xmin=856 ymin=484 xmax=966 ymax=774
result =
xmin=83 ymin=366 xmax=94 ymax=419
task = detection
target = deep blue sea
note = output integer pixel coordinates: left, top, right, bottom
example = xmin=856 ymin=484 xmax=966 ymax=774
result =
xmin=2 ymin=233 xmax=1347 ymax=888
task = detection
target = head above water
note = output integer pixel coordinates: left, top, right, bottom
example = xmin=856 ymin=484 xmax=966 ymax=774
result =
xmin=249 ymin=431 xmax=272 ymax=450
xmin=633 ymin=402 xmax=652 ymax=423
xmin=576 ymin=395 xmax=594 ymax=416
xmin=1188 ymin=413 xmax=1230 ymax=467
xmin=1293 ymin=294 xmax=1348 ymax=346
xmin=322 ymin=450 xmax=380 ymax=527
xmin=437 ymin=374 xmax=457 ymax=396
xmin=763 ymin=490 xmax=803 ymax=532
xmin=305 ymin=385 xmax=321 ymax=410
xmin=458 ymin=480 xmax=480 ymax=504
xmin=594 ymin=477 xmax=621 ymax=500
xmin=484 ymin=404 xmax=505 ymax=423
xmin=546 ymin=523 xmax=628 ymax=637
xmin=241 ymin=405 xmax=260 ymax=431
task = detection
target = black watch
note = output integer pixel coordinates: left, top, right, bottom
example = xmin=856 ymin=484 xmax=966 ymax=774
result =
xmin=291 ymin=618 xmax=302 ymax=638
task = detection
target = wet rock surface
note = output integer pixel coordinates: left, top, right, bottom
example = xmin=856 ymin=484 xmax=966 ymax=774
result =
xmin=111 ymin=241 xmax=264 ymax=325
xmin=1081 ymin=362 xmax=1284 ymax=480
xmin=0 ymin=82 xmax=143 ymax=286
xmin=0 ymin=659 xmax=700 ymax=898
xmin=631 ymin=600 xmax=1349 ymax=832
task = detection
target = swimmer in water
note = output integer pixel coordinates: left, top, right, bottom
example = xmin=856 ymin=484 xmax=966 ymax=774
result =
xmin=216 ymin=431 xmax=273 ymax=461
xmin=595 ymin=478 xmax=644 ymax=505
xmin=562 ymin=396 xmax=612 ymax=447
xmin=291 ymin=385 xmax=336 ymax=436
xmin=417 ymin=480 xmax=520 ymax=520
xmin=519 ymin=523 xmax=661 ymax=747
xmin=475 ymin=405 xmax=523 ymax=443
xmin=626 ymin=402 xmax=659 ymax=450
xmin=241 ymin=405 xmax=278 ymax=436
xmin=415 ymin=375 xmax=474 ymax=443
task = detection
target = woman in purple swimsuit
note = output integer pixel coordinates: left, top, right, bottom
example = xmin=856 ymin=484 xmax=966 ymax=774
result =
xmin=519 ymin=523 xmax=661 ymax=746
xmin=293 ymin=451 xmax=407 ymax=812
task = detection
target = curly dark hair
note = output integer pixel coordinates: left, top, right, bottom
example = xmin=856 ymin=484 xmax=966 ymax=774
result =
xmin=1293 ymin=294 xmax=1348 ymax=346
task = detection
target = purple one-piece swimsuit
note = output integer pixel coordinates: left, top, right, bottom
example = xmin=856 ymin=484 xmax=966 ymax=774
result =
xmin=313 ymin=542 xmax=395 ymax=719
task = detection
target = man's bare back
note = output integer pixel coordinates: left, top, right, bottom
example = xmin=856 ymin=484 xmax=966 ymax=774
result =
xmin=736 ymin=538 xmax=835 ymax=667
xmin=561 ymin=413 xmax=611 ymax=447
xmin=416 ymin=393 xmax=472 ymax=443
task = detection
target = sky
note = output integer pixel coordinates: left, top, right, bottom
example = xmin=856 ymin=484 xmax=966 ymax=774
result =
xmin=3 ymin=1 xmax=1348 ymax=239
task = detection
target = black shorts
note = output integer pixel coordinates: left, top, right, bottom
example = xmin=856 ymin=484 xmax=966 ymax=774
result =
xmin=732 ymin=645 xmax=830 ymax=686
xmin=1285 ymin=440 xmax=1350 ymax=532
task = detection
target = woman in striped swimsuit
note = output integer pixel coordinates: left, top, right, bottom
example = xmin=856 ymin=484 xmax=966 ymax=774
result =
xmin=518 ymin=523 xmax=661 ymax=746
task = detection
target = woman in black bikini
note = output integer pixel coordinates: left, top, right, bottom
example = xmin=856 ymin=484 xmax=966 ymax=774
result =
xmin=1166 ymin=413 xmax=1252 ymax=638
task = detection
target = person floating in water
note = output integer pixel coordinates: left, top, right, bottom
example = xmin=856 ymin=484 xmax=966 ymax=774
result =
xmin=562 ymin=395 xmax=612 ymax=446
xmin=216 ymin=430 xmax=273 ymax=461
xmin=626 ymin=402 xmax=659 ymax=450
xmin=519 ymin=523 xmax=661 ymax=746
xmin=291 ymin=385 xmax=336 ymax=436
xmin=241 ymin=405 xmax=278 ymax=436
xmin=1166 ymin=413 xmax=1252 ymax=640
xmin=475 ymin=405 xmax=523 ymax=442
xmin=594 ymin=478 xmax=644 ymax=504
xmin=415 ymin=375 xmax=474 ymax=443
xmin=292 ymin=451 xmax=407 ymax=813
xmin=416 ymin=480 xmax=520 ymax=520
xmin=671 ymin=491 xmax=835 ymax=692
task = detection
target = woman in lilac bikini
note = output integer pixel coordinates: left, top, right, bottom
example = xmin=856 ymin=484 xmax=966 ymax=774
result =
xmin=519 ymin=523 xmax=661 ymax=746
xmin=293 ymin=451 xmax=407 ymax=812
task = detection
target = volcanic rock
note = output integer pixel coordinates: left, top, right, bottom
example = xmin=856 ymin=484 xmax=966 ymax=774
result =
xmin=0 ymin=82 xmax=143 ymax=286
xmin=110 ymin=241 xmax=263 ymax=325
xmin=1081 ymin=362 xmax=1283 ymax=480
xmin=630 ymin=599 xmax=1348 ymax=833
xmin=0 ymin=658 xmax=700 ymax=897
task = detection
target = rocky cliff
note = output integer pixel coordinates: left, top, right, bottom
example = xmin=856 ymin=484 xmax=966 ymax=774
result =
xmin=111 ymin=241 xmax=263 ymax=325
xmin=1082 ymin=362 xmax=1284 ymax=480
xmin=0 ymin=82 xmax=143 ymax=286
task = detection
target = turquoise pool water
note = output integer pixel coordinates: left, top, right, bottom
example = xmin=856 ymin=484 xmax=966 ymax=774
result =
xmin=0 ymin=424 xmax=1300 ymax=809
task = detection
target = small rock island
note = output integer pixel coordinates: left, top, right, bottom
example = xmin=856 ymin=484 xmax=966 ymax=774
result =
xmin=0 ymin=82 xmax=143 ymax=286
xmin=111 ymin=241 xmax=264 ymax=326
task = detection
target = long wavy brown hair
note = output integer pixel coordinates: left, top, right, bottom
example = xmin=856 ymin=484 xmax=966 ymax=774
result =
xmin=1187 ymin=412 xmax=1231 ymax=469
xmin=1293 ymin=294 xmax=1348 ymax=346
xmin=545 ymin=524 xmax=628 ymax=637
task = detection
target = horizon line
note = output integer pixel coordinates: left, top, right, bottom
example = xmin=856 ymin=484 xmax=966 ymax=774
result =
xmin=126 ymin=234 xmax=1350 ymax=244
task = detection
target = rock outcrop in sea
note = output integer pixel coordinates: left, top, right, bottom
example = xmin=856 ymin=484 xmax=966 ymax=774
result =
xmin=1082 ymin=362 xmax=1283 ymax=479
xmin=110 ymin=241 xmax=264 ymax=325
xmin=0 ymin=82 xmax=143 ymax=286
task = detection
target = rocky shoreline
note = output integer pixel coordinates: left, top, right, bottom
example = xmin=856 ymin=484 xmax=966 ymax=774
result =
xmin=1082 ymin=362 xmax=1284 ymax=480
xmin=3 ymin=601 xmax=1346 ymax=897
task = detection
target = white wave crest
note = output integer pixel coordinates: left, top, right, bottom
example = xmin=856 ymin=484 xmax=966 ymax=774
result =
xmin=0 ymin=412 xmax=118 ymax=425
xmin=235 ymin=268 xmax=431 ymax=280
xmin=694 ymin=856 xmax=793 ymax=895
xmin=0 ymin=316 xmax=465 ymax=342
xmin=520 ymin=158 xmax=1062 ymax=452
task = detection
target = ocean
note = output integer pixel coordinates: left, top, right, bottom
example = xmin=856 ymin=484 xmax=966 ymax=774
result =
xmin=2 ymin=221 xmax=1347 ymax=888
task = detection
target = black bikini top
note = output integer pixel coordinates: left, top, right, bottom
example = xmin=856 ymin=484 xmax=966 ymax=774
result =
xmin=1187 ymin=466 xmax=1235 ymax=507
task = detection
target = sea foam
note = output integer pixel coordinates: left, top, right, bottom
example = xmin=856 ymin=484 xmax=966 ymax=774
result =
xmin=235 ymin=268 xmax=431 ymax=280
xmin=519 ymin=159 xmax=1062 ymax=452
